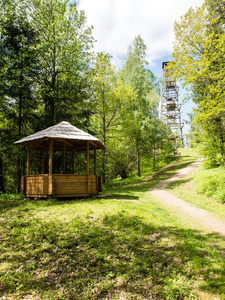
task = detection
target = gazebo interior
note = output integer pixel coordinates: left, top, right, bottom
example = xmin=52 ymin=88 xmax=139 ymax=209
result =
xmin=14 ymin=122 xmax=105 ymax=198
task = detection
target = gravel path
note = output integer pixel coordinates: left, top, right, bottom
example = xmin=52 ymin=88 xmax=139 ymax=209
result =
xmin=150 ymin=160 xmax=225 ymax=237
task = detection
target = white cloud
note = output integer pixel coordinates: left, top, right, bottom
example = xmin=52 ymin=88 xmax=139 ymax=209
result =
xmin=77 ymin=0 xmax=204 ymax=67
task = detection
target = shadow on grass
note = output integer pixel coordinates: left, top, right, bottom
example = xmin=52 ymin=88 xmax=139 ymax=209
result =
xmin=150 ymin=159 xmax=197 ymax=180
xmin=166 ymin=178 xmax=192 ymax=190
xmin=1 ymin=211 xmax=224 ymax=299
xmin=107 ymin=194 xmax=139 ymax=200
xmin=0 ymin=158 xmax=197 ymax=214
xmin=105 ymin=159 xmax=198 ymax=197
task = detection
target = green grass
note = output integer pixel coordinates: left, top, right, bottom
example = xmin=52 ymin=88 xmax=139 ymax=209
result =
xmin=0 ymin=156 xmax=225 ymax=299
xmin=103 ymin=155 xmax=177 ymax=189
xmin=178 ymin=147 xmax=200 ymax=157
xmin=167 ymin=164 xmax=225 ymax=222
xmin=194 ymin=166 xmax=225 ymax=203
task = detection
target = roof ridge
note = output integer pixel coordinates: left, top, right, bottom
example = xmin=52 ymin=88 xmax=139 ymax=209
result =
xmin=46 ymin=121 xmax=75 ymax=136
xmin=47 ymin=122 xmax=65 ymax=135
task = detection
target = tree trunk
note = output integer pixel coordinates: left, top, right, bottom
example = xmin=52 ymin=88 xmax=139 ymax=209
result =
xmin=0 ymin=155 xmax=5 ymax=193
xmin=218 ymin=122 xmax=224 ymax=163
xmin=102 ymin=150 xmax=106 ymax=183
xmin=102 ymin=112 xmax=106 ymax=183
xmin=17 ymin=72 xmax=23 ymax=193
xmin=17 ymin=157 xmax=21 ymax=193
xmin=215 ymin=117 xmax=225 ymax=163
xmin=136 ymin=141 xmax=141 ymax=177
xmin=153 ymin=146 xmax=156 ymax=170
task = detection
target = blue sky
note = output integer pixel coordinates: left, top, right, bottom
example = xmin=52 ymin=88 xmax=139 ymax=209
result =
xmin=76 ymin=0 xmax=204 ymax=133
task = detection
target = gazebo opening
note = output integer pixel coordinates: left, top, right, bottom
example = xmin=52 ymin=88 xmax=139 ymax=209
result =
xmin=14 ymin=121 xmax=105 ymax=198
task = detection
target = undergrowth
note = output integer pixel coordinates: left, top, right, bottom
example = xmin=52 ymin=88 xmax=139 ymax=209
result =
xmin=194 ymin=166 xmax=225 ymax=203
xmin=103 ymin=155 xmax=178 ymax=189
xmin=0 ymin=192 xmax=24 ymax=201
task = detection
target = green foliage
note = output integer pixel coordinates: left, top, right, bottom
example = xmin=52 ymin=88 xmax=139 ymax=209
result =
xmin=30 ymin=0 xmax=95 ymax=127
xmin=106 ymin=138 xmax=136 ymax=180
xmin=0 ymin=0 xmax=96 ymax=192
xmin=119 ymin=35 xmax=169 ymax=177
xmin=0 ymin=192 xmax=23 ymax=201
xmin=169 ymin=1 xmax=225 ymax=166
xmin=0 ymin=6 xmax=40 ymax=133
xmin=90 ymin=52 xmax=135 ymax=181
xmin=0 ymin=4 xmax=41 ymax=191
xmin=194 ymin=166 xmax=225 ymax=203
xmin=91 ymin=52 xmax=133 ymax=145
xmin=0 ymin=1 xmax=173 ymax=192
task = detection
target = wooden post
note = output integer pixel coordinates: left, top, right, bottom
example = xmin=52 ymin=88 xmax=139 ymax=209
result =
xmin=48 ymin=175 xmax=53 ymax=197
xmin=48 ymin=139 xmax=53 ymax=197
xmin=94 ymin=147 xmax=97 ymax=175
xmin=26 ymin=146 xmax=30 ymax=176
xmin=72 ymin=149 xmax=75 ymax=174
xmin=42 ymin=150 xmax=45 ymax=174
xmin=94 ymin=147 xmax=97 ymax=192
xmin=63 ymin=142 xmax=66 ymax=174
xmin=21 ymin=176 xmax=25 ymax=195
xmin=86 ymin=141 xmax=89 ymax=175
xmin=49 ymin=139 xmax=53 ymax=175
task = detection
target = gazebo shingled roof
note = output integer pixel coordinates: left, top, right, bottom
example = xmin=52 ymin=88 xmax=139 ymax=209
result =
xmin=14 ymin=121 xmax=105 ymax=151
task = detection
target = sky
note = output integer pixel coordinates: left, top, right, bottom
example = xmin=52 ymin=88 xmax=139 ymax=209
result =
xmin=76 ymin=0 xmax=205 ymax=133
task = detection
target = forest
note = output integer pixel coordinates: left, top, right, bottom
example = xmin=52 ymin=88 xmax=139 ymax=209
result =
xmin=0 ymin=0 xmax=224 ymax=195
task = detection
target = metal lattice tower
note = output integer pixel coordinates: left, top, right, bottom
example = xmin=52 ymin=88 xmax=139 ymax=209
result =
xmin=161 ymin=62 xmax=187 ymax=151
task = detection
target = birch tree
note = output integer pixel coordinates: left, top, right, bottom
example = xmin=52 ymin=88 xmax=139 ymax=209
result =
xmin=91 ymin=52 xmax=134 ymax=181
xmin=120 ymin=35 xmax=161 ymax=176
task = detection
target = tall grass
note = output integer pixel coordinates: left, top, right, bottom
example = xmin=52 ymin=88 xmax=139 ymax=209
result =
xmin=194 ymin=166 xmax=225 ymax=203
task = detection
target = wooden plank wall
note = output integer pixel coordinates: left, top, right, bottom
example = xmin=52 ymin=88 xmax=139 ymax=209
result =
xmin=24 ymin=175 xmax=48 ymax=197
xmin=52 ymin=174 xmax=98 ymax=197
xmin=22 ymin=174 xmax=101 ymax=198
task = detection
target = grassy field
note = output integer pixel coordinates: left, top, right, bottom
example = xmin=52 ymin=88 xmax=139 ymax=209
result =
xmin=0 ymin=155 xmax=225 ymax=299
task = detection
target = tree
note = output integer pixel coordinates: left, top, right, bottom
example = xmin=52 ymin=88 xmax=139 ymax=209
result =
xmin=168 ymin=1 xmax=225 ymax=165
xmin=0 ymin=0 xmax=95 ymax=192
xmin=106 ymin=134 xmax=136 ymax=180
xmin=0 ymin=5 xmax=40 ymax=191
xmin=30 ymin=0 xmax=95 ymax=128
xmin=120 ymin=35 xmax=161 ymax=176
xmin=91 ymin=52 xmax=134 ymax=181
xmin=0 ymin=14 xmax=40 ymax=136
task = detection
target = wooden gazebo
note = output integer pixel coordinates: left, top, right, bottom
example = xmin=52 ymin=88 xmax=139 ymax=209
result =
xmin=14 ymin=121 xmax=105 ymax=198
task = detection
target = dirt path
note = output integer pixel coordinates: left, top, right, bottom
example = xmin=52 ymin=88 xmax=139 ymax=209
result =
xmin=150 ymin=160 xmax=225 ymax=237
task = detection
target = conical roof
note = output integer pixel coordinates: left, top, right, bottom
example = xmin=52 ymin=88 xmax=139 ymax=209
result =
xmin=14 ymin=121 xmax=105 ymax=151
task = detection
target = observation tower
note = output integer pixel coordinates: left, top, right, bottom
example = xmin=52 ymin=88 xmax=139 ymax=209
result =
xmin=161 ymin=62 xmax=187 ymax=152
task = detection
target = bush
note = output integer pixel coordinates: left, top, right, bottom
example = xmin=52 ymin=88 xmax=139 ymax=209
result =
xmin=194 ymin=166 xmax=225 ymax=203
xmin=0 ymin=193 xmax=24 ymax=201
